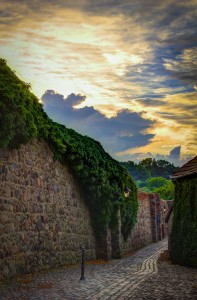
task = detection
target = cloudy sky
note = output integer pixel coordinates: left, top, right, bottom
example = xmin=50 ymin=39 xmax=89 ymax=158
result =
xmin=0 ymin=0 xmax=197 ymax=164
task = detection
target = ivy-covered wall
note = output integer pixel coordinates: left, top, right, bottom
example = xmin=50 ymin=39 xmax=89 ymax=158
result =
xmin=170 ymin=176 xmax=197 ymax=267
xmin=0 ymin=58 xmax=138 ymax=241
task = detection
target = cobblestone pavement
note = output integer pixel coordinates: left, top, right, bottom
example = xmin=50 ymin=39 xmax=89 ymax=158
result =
xmin=0 ymin=239 xmax=197 ymax=300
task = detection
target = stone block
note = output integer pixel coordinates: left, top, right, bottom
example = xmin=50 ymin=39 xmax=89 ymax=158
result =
xmin=0 ymin=140 xmax=97 ymax=281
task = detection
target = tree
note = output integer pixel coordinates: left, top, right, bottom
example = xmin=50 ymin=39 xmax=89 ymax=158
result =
xmin=146 ymin=177 xmax=168 ymax=190
xmin=121 ymin=158 xmax=177 ymax=199
xmin=139 ymin=158 xmax=153 ymax=171
xmin=153 ymin=181 xmax=174 ymax=200
xmin=121 ymin=161 xmax=150 ymax=181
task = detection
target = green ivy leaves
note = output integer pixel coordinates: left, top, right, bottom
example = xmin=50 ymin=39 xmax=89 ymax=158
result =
xmin=0 ymin=59 xmax=138 ymax=240
xmin=170 ymin=177 xmax=197 ymax=267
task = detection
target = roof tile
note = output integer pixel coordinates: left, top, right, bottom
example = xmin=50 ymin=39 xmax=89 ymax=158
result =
xmin=171 ymin=156 xmax=197 ymax=179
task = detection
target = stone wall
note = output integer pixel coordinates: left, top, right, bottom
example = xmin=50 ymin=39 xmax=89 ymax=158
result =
xmin=0 ymin=139 xmax=171 ymax=281
xmin=0 ymin=140 xmax=96 ymax=281
xmin=120 ymin=191 xmax=153 ymax=255
xmin=108 ymin=192 xmax=170 ymax=257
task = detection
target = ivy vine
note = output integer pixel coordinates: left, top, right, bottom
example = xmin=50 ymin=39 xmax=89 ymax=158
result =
xmin=0 ymin=59 xmax=138 ymax=239
xmin=170 ymin=176 xmax=197 ymax=267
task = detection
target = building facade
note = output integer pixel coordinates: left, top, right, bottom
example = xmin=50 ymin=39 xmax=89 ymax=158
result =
xmin=170 ymin=156 xmax=197 ymax=267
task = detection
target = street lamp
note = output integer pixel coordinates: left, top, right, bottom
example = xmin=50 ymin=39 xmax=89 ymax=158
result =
xmin=162 ymin=205 xmax=167 ymax=214
xmin=124 ymin=186 xmax=131 ymax=198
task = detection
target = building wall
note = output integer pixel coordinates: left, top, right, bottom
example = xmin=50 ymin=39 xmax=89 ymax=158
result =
xmin=118 ymin=192 xmax=169 ymax=256
xmin=170 ymin=176 xmax=197 ymax=267
xmin=120 ymin=191 xmax=153 ymax=254
xmin=0 ymin=140 xmax=96 ymax=281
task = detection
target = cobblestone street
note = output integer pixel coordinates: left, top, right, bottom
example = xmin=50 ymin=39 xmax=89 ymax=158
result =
xmin=0 ymin=239 xmax=197 ymax=300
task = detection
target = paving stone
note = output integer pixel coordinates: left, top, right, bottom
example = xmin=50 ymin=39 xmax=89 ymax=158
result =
xmin=0 ymin=239 xmax=197 ymax=299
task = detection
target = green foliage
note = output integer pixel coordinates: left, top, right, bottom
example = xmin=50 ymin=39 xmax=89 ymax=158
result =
xmin=121 ymin=161 xmax=151 ymax=181
xmin=170 ymin=177 xmax=197 ymax=267
xmin=121 ymin=158 xmax=178 ymax=181
xmin=120 ymin=195 xmax=138 ymax=240
xmin=146 ymin=177 xmax=168 ymax=189
xmin=0 ymin=59 xmax=138 ymax=240
xmin=136 ymin=177 xmax=174 ymax=199
xmin=153 ymin=180 xmax=174 ymax=200
xmin=139 ymin=158 xmax=178 ymax=178
xmin=122 ymin=158 xmax=178 ymax=200
xmin=0 ymin=59 xmax=50 ymax=148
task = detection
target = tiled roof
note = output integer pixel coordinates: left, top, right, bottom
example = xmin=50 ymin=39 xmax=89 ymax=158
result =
xmin=171 ymin=156 xmax=197 ymax=179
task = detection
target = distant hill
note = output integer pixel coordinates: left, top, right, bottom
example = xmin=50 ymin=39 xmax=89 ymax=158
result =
xmin=121 ymin=158 xmax=179 ymax=181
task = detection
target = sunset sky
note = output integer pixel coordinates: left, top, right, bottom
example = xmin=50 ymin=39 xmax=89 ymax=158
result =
xmin=0 ymin=0 xmax=196 ymax=164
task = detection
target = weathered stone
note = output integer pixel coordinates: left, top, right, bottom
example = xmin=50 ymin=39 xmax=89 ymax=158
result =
xmin=7 ymin=260 xmax=16 ymax=274
xmin=0 ymin=140 xmax=96 ymax=281
xmin=2 ymin=266 xmax=9 ymax=278
xmin=0 ymin=140 xmax=169 ymax=282
xmin=0 ymin=213 xmax=10 ymax=224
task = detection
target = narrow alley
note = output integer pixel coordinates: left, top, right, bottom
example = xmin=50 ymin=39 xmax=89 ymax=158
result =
xmin=0 ymin=239 xmax=196 ymax=300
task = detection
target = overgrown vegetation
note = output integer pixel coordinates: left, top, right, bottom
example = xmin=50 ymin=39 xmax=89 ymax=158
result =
xmin=121 ymin=158 xmax=178 ymax=199
xmin=121 ymin=158 xmax=178 ymax=181
xmin=136 ymin=177 xmax=174 ymax=199
xmin=170 ymin=177 xmax=197 ymax=267
xmin=0 ymin=59 xmax=138 ymax=240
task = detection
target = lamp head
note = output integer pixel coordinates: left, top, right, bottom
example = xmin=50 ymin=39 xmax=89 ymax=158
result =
xmin=124 ymin=186 xmax=131 ymax=198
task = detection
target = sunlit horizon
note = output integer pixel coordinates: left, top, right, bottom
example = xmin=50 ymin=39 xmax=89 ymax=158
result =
xmin=0 ymin=0 xmax=196 ymax=164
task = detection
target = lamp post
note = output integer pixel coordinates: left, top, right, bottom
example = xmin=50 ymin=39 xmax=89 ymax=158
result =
xmin=124 ymin=186 xmax=131 ymax=198
xmin=80 ymin=246 xmax=85 ymax=281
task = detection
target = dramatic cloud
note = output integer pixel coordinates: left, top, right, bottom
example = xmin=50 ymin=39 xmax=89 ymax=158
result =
xmin=42 ymin=90 xmax=155 ymax=154
xmin=163 ymin=47 xmax=197 ymax=85
xmin=0 ymin=0 xmax=196 ymax=160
